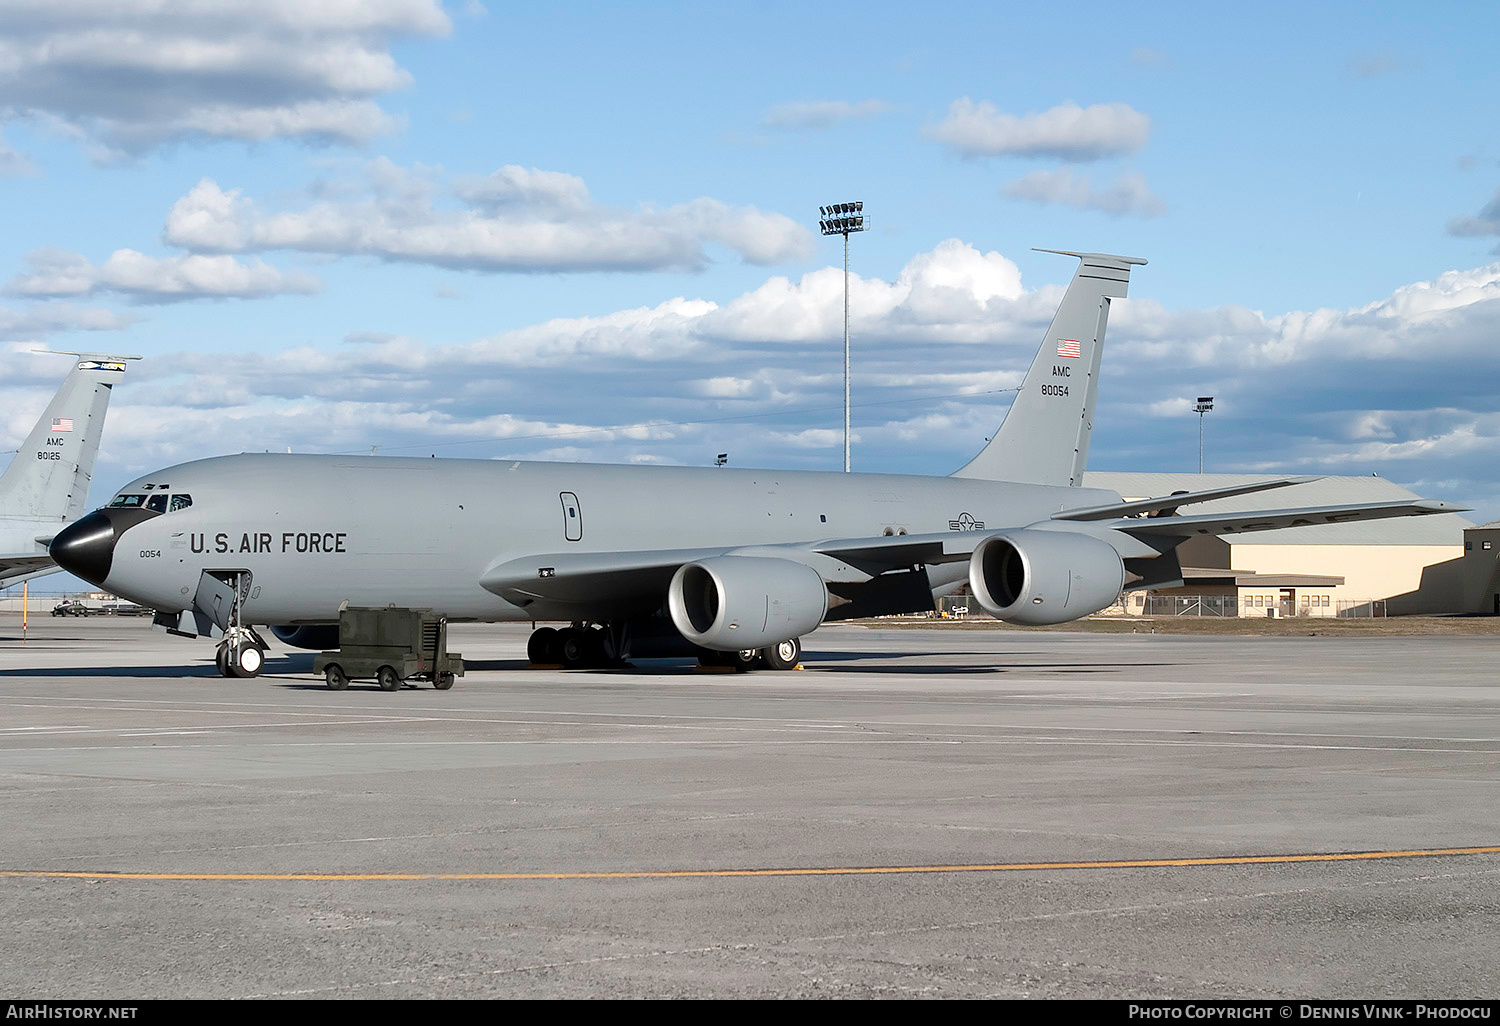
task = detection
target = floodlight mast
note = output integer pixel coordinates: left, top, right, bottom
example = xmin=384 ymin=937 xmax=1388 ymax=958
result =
xmin=818 ymin=201 xmax=866 ymax=472
xmin=1194 ymin=396 xmax=1214 ymax=474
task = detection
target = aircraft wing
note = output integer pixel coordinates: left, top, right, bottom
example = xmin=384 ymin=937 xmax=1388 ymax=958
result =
xmin=480 ymin=533 xmax=987 ymax=617
xmin=481 ymin=547 xmax=732 ymax=615
xmin=1052 ymin=477 xmax=1321 ymax=521
xmin=1112 ymin=499 xmax=1465 ymax=538
xmin=479 ymin=496 xmax=1464 ymax=619
xmin=0 ymin=553 xmax=61 ymax=585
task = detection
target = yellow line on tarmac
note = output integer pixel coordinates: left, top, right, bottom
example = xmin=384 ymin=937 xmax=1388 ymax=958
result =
xmin=5 ymin=846 xmax=1500 ymax=882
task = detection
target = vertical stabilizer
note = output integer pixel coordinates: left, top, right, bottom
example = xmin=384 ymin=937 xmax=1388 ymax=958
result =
xmin=951 ymin=250 xmax=1144 ymax=485
xmin=0 ymin=352 xmax=139 ymax=522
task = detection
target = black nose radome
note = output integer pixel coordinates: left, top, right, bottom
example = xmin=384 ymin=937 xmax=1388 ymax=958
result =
xmin=49 ymin=508 xmax=158 ymax=586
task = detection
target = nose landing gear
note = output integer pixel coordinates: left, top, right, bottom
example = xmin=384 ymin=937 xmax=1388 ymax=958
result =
xmin=215 ymin=630 xmax=267 ymax=678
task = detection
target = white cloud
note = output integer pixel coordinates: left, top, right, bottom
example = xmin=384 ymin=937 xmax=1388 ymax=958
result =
xmin=926 ymin=99 xmax=1151 ymax=161
xmin=701 ymin=238 xmax=1025 ymax=344
xmin=1345 ymin=52 xmax=1416 ymax=78
xmin=0 ymin=129 xmax=36 ymax=176
xmin=162 ymin=163 xmax=815 ymax=272
xmin=453 ymin=166 xmax=592 ymax=214
xmin=1448 ymin=188 xmax=1500 ymax=251
xmin=6 ymin=248 xmax=321 ymax=302
xmin=1002 ymin=168 xmax=1166 ymax=218
xmin=1130 ymin=48 xmax=1169 ymax=69
xmin=0 ymin=303 xmax=138 ymax=342
xmin=0 ymin=1 xmax=449 ymax=157
xmin=761 ymin=100 xmax=892 ymax=129
xmin=29 ymin=242 xmax=1500 ymax=524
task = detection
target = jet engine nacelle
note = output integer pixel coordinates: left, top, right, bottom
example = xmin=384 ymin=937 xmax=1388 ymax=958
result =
xmin=270 ymin=625 xmax=340 ymax=650
xmin=968 ymin=529 xmax=1125 ymax=626
xmin=667 ymin=555 xmax=828 ymax=651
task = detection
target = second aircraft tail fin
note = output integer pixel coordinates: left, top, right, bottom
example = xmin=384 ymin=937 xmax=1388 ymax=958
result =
xmin=0 ymin=352 xmax=138 ymax=523
xmin=951 ymin=249 xmax=1145 ymax=486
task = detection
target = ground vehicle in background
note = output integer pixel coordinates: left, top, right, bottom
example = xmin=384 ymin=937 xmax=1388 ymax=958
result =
xmin=51 ymin=601 xmax=89 ymax=617
xmin=100 ymin=602 xmax=151 ymax=616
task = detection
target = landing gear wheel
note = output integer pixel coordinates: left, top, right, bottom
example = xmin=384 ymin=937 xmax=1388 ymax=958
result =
xmin=376 ymin=665 xmax=401 ymax=691
xmin=217 ymin=639 xmax=264 ymax=678
xmin=730 ymin=648 xmax=763 ymax=673
xmin=761 ymin=637 xmax=801 ymax=671
xmin=434 ymin=672 xmax=455 ymax=691
xmin=561 ymin=624 xmax=600 ymax=666
xmin=324 ymin=664 xmax=349 ymax=690
xmin=527 ymin=626 xmax=559 ymax=664
xmin=233 ymin=642 xmax=264 ymax=678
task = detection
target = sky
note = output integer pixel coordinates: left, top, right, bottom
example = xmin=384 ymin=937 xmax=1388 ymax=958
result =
xmin=3 ymin=0 xmax=1499 ymax=557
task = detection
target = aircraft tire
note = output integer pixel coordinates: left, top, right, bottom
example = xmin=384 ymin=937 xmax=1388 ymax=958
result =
xmin=527 ymin=627 xmax=559 ymax=664
xmin=761 ymin=638 xmax=801 ymax=671
xmin=324 ymin=664 xmax=349 ymax=690
xmin=558 ymin=627 xmax=593 ymax=668
xmin=376 ymin=665 xmax=401 ymax=691
xmin=730 ymin=649 xmax=763 ymax=672
xmin=215 ymin=644 xmax=232 ymax=678
xmin=234 ymin=643 xmax=264 ymax=678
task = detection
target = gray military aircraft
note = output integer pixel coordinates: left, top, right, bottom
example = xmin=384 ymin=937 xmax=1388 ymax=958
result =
xmin=1 ymin=351 xmax=138 ymax=588
xmin=49 ymin=251 xmax=1461 ymax=678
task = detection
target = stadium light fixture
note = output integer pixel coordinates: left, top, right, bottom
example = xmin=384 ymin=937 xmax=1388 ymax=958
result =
xmin=819 ymin=200 xmax=868 ymax=472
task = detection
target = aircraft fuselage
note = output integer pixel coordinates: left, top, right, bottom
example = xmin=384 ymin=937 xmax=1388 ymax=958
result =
xmin=74 ymin=452 xmax=1120 ymax=624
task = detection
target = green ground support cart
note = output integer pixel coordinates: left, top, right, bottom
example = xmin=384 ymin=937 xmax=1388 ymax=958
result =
xmin=312 ymin=605 xmax=464 ymax=691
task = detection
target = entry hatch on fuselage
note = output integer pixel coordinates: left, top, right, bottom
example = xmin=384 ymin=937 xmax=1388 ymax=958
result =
xmin=560 ymin=491 xmax=582 ymax=542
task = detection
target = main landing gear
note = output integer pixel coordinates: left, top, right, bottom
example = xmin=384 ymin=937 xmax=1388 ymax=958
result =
xmin=696 ymin=636 xmax=801 ymax=673
xmin=526 ymin=624 xmax=610 ymax=668
xmin=525 ymin=622 xmax=802 ymax=672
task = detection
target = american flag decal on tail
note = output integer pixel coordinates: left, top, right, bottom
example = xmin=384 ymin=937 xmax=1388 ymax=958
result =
xmin=50 ymin=418 xmax=73 ymax=432
xmin=1056 ymin=339 xmax=1081 ymax=359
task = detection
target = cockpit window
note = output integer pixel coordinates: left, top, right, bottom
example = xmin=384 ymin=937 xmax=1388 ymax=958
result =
xmin=169 ymin=494 xmax=193 ymax=512
xmin=108 ymin=494 xmax=147 ymax=508
xmin=145 ymin=494 xmax=169 ymax=513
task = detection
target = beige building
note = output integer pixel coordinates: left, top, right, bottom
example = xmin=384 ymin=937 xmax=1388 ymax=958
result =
xmin=1461 ymin=522 xmax=1500 ymax=615
xmin=1384 ymin=519 xmax=1500 ymax=616
xmin=1083 ymin=473 xmax=1476 ymax=617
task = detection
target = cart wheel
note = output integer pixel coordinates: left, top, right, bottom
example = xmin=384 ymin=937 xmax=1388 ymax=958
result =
xmin=324 ymin=664 xmax=348 ymax=690
xmin=376 ymin=665 xmax=401 ymax=691
xmin=434 ymin=672 xmax=455 ymax=691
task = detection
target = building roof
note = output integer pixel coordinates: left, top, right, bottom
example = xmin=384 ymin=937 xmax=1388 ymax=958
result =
xmin=1181 ymin=567 xmax=1345 ymax=587
xmin=1082 ymin=472 xmax=1473 ymax=546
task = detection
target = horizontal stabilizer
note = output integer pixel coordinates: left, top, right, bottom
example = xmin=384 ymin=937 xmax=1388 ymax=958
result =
xmin=1053 ymin=477 xmax=1322 ymax=521
xmin=1116 ymin=499 xmax=1466 ymax=539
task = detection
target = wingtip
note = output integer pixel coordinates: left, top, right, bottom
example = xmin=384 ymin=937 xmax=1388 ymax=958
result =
xmin=1416 ymin=499 xmax=1470 ymax=513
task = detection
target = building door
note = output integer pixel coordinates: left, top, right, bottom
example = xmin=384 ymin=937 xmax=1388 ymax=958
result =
xmin=1279 ymin=588 xmax=1295 ymax=618
xmin=559 ymin=491 xmax=583 ymax=542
